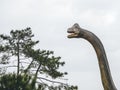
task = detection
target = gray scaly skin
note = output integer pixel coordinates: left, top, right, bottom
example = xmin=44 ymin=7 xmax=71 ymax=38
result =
xmin=67 ymin=23 xmax=117 ymax=90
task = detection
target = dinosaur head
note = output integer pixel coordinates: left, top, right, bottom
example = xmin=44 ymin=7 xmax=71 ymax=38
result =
xmin=67 ymin=23 xmax=81 ymax=38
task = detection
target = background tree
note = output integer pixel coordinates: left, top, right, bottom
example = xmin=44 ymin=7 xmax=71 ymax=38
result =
xmin=0 ymin=28 xmax=78 ymax=90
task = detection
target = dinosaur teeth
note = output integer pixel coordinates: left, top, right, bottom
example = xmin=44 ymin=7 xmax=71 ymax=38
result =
xmin=67 ymin=33 xmax=77 ymax=38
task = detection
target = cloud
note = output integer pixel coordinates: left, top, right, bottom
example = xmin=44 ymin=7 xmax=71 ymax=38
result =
xmin=67 ymin=0 xmax=119 ymax=27
xmin=77 ymin=10 xmax=117 ymax=26
xmin=3 ymin=0 xmax=73 ymax=18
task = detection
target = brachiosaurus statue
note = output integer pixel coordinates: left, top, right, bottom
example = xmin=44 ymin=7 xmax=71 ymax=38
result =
xmin=67 ymin=23 xmax=117 ymax=90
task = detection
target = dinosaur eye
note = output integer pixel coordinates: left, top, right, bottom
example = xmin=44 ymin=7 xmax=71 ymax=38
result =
xmin=73 ymin=26 xmax=78 ymax=30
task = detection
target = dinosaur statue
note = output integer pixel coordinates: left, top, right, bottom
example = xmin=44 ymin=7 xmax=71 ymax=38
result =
xmin=67 ymin=23 xmax=117 ymax=90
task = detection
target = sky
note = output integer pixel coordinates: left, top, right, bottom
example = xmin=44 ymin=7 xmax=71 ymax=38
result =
xmin=0 ymin=0 xmax=120 ymax=89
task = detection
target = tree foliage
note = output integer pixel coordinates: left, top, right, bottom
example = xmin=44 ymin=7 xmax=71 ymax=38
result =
xmin=0 ymin=28 xmax=78 ymax=90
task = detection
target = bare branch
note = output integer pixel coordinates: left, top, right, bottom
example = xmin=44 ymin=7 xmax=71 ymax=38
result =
xmin=1 ymin=65 xmax=17 ymax=68
xmin=37 ymin=76 xmax=68 ymax=86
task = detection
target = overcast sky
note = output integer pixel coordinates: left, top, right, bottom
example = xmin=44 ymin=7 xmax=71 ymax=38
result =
xmin=0 ymin=0 xmax=120 ymax=89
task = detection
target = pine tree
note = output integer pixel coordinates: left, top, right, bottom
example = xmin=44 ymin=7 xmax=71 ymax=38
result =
xmin=0 ymin=28 xmax=77 ymax=90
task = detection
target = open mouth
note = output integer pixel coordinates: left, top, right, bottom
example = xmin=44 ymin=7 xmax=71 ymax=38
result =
xmin=67 ymin=29 xmax=78 ymax=38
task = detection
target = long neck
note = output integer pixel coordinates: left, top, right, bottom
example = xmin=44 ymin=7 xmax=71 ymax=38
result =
xmin=80 ymin=29 xmax=117 ymax=90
